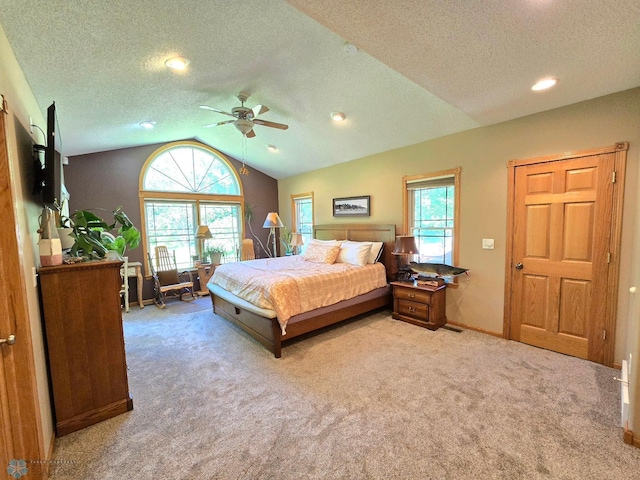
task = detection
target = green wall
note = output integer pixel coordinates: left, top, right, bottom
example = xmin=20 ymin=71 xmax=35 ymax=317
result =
xmin=278 ymin=87 xmax=640 ymax=365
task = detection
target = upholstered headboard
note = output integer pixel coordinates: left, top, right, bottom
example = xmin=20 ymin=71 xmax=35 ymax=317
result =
xmin=313 ymin=223 xmax=396 ymax=281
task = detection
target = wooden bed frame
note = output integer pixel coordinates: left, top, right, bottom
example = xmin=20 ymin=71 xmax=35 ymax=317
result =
xmin=210 ymin=223 xmax=396 ymax=357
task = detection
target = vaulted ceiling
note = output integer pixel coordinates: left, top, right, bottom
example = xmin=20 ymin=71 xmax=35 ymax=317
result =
xmin=1 ymin=1 xmax=638 ymax=179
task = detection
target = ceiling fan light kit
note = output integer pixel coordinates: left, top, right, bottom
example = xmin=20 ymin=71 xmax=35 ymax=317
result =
xmin=234 ymin=119 xmax=253 ymax=136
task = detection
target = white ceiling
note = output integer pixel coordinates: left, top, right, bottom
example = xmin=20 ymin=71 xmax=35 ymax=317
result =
xmin=0 ymin=1 xmax=638 ymax=179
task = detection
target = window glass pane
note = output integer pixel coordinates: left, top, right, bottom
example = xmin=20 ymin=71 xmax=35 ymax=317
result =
xmin=413 ymin=234 xmax=452 ymax=265
xmin=200 ymin=203 xmax=241 ymax=263
xmin=294 ymin=197 xmax=313 ymax=253
xmin=145 ymin=201 xmax=197 ymax=270
xmin=411 ymin=185 xmax=454 ymax=266
xmin=143 ymin=146 xmax=240 ymax=195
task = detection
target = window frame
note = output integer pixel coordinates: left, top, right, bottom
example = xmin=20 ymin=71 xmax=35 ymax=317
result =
xmin=402 ymin=167 xmax=461 ymax=284
xmin=139 ymin=141 xmax=244 ymax=275
xmin=291 ymin=192 xmax=314 ymax=253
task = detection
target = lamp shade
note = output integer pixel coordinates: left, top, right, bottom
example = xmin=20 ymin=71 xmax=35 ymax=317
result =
xmin=289 ymin=232 xmax=304 ymax=247
xmin=263 ymin=212 xmax=284 ymax=229
xmin=195 ymin=225 xmax=213 ymax=239
xmin=392 ymin=236 xmax=419 ymax=255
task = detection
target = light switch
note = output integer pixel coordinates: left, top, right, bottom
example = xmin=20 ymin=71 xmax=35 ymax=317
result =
xmin=482 ymin=238 xmax=495 ymax=250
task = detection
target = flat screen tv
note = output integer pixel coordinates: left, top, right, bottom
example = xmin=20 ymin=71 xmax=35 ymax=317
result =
xmin=41 ymin=101 xmax=61 ymax=206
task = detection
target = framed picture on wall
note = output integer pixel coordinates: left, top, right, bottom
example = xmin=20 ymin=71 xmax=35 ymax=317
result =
xmin=333 ymin=195 xmax=370 ymax=217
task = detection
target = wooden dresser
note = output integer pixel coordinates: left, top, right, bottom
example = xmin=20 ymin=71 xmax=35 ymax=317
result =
xmin=39 ymin=260 xmax=133 ymax=436
xmin=391 ymin=281 xmax=447 ymax=330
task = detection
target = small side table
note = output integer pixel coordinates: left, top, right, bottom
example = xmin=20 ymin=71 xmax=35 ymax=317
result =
xmin=391 ymin=281 xmax=447 ymax=330
xmin=196 ymin=263 xmax=216 ymax=296
xmin=122 ymin=261 xmax=144 ymax=309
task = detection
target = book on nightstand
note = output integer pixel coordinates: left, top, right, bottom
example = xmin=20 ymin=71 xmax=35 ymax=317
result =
xmin=414 ymin=276 xmax=445 ymax=287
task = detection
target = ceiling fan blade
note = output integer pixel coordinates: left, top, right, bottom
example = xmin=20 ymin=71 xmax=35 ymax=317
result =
xmin=246 ymin=129 xmax=256 ymax=138
xmin=253 ymin=118 xmax=289 ymax=130
xmin=251 ymin=104 xmax=269 ymax=117
xmin=199 ymin=105 xmax=236 ymax=117
xmin=203 ymin=120 xmax=235 ymax=128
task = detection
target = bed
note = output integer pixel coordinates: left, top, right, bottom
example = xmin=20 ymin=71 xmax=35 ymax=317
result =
xmin=208 ymin=223 xmax=396 ymax=357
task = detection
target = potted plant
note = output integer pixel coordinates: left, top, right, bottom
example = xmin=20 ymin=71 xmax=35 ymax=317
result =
xmin=203 ymin=245 xmax=225 ymax=265
xmin=68 ymin=207 xmax=141 ymax=259
xmin=280 ymin=227 xmax=294 ymax=256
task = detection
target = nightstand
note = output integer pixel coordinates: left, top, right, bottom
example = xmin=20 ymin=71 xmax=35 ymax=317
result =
xmin=391 ymin=281 xmax=447 ymax=330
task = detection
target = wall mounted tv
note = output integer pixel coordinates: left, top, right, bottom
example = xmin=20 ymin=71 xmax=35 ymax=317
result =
xmin=33 ymin=102 xmax=61 ymax=206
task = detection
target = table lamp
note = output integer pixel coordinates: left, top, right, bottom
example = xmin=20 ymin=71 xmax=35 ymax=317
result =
xmin=195 ymin=225 xmax=213 ymax=262
xmin=392 ymin=236 xmax=419 ymax=281
xmin=289 ymin=232 xmax=304 ymax=255
xmin=263 ymin=212 xmax=284 ymax=257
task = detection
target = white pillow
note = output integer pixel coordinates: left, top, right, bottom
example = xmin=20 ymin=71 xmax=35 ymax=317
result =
xmin=302 ymin=243 xmax=341 ymax=264
xmin=337 ymin=241 xmax=373 ymax=266
xmin=368 ymin=242 xmax=384 ymax=264
xmin=309 ymin=238 xmax=343 ymax=247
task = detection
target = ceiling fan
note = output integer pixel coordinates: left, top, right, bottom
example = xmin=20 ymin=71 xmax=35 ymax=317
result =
xmin=200 ymin=92 xmax=289 ymax=138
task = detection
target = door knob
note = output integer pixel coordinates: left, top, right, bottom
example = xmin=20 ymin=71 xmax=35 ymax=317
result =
xmin=0 ymin=334 xmax=16 ymax=346
xmin=515 ymin=263 xmax=524 ymax=270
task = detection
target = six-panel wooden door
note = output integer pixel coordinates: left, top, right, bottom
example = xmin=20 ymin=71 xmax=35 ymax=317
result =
xmin=507 ymin=144 xmax=627 ymax=365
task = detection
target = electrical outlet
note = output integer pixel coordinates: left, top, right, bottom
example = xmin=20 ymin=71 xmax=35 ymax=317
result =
xmin=32 ymin=266 xmax=38 ymax=287
xmin=482 ymin=238 xmax=495 ymax=250
xmin=29 ymin=116 xmax=33 ymax=134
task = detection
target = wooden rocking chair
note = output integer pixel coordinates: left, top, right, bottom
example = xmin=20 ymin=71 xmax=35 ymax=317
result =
xmin=148 ymin=246 xmax=196 ymax=309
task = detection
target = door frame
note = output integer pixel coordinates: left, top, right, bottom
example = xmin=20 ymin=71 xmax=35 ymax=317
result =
xmin=503 ymin=142 xmax=628 ymax=367
xmin=0 ymin=96 xmax=46 ymax=467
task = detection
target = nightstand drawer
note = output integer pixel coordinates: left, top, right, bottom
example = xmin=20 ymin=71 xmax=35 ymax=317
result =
xmin=397 ymin=299 xmax=428 ymax=320
xmin=394 ymin=287 xmax=433 ymax=304
xmin=391 ymin=281 xmax=447 ymax=331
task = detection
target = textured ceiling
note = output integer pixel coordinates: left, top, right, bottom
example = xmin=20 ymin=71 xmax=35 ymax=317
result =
xmin=0 ymin=0 xmax=638 ymax=179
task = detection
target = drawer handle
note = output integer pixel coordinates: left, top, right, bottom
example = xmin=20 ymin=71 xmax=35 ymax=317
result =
xmin=408 ymin=307 xmax=416 ymax=313
xmin=408 ymin=293 xmax=415 ymax=298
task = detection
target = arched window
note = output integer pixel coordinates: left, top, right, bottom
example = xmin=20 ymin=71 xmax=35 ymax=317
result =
xmin=140 ymin=141 xmax=243 ymax=270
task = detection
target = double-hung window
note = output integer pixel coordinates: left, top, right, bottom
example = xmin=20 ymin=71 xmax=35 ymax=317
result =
xmin=291 ymin=192 xmax=313 ymax=253
xmin=403 ymin=167 xmax=460 ymax=276
xmin=140 ymin=141 xmax=243 ymax=271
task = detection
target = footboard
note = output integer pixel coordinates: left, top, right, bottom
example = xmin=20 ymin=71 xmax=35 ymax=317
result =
xmin=211 ymin=294 xmax=283 ymax=357
xmin=211 ymin=291 xmax=391 ymax=358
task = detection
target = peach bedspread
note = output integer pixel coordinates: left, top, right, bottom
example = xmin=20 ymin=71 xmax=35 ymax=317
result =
xmin=210 ymin=256 xmax=387 ymax=333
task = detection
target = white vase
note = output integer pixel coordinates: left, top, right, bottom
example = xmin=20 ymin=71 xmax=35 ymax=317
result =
xmin=57 ymin=227 xmax=75 ymax=250
xmin=39 ymin=207 xmax=63 ymax=266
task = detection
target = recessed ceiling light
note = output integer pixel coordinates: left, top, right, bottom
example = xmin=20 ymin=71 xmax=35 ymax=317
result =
xmin=532 ymin=78 xmax=557 ymax=91
xmin=165 ymin=57 xmax=190 ymax=70
xmin=266 ymin=144 xmax=277 ymax=152
xmin=140 ymin=121 xmax=156 ymax=129
xmin=331 ymin=112 xmax=346 ymax=122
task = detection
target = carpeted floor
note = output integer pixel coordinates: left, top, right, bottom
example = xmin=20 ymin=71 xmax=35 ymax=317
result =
xmin=48 ymin=296 xmax=640 ymax=479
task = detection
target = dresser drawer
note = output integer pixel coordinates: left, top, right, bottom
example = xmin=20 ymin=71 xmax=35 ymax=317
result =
xmin=394 ymin=286 xmax=433 ymax=304
xmin=397 ymin=299 xmax=428 ymax=320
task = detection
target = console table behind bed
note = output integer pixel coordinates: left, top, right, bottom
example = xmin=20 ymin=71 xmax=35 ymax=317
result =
xmin=210 ymin=223 xmax=396 ymax=357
